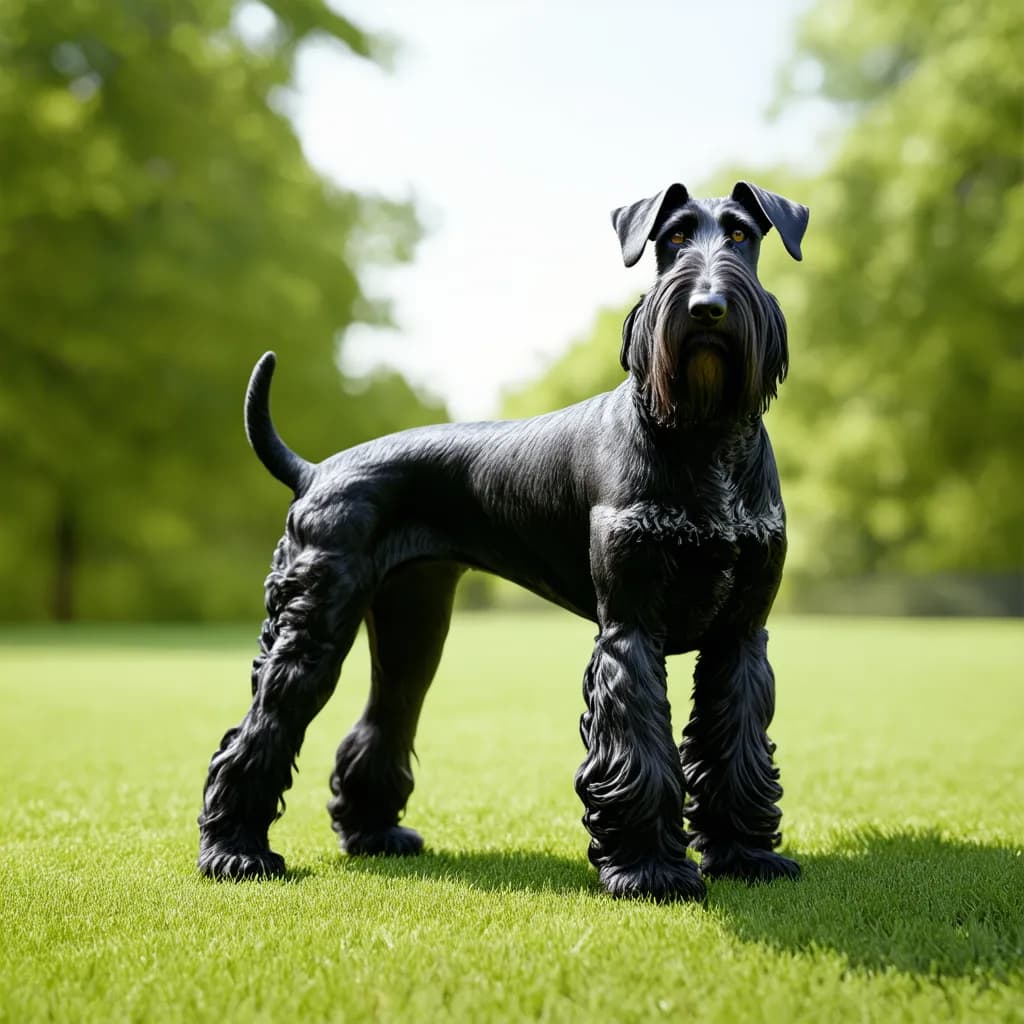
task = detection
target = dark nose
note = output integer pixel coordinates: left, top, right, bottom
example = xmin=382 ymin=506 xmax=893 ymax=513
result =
xmin=688 ymin=293 xmax=727 ymax=324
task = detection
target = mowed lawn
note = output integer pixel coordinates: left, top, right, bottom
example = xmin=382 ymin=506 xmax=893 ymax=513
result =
xmin=1 ymin=614 xmax=1022 ymax=1023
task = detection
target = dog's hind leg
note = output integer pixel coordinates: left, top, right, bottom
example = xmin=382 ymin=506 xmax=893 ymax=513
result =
xmin=328 ymin=561 xmax=463 ymax=856
xmin=198 ymin=542 xmax=369 ymax=880
xmin=680 ymin=627 xmax=801 ymax=883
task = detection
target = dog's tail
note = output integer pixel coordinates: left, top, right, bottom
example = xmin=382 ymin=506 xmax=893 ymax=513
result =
xmin=245 ymin=352 xmax=312 ymax=495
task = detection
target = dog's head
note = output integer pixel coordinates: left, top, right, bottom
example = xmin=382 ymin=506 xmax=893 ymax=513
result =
xmin=612 ymin=182 xmax=808 ymax=428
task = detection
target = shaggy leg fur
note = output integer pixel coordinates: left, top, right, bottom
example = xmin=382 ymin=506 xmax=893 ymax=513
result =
xmin=575 ymin=625 xmax=706 ymax=902
xmin=680 ymin=628 xmax=800 ymax=883
xmin=329 ymin=562 xmax=462 ymax=856
xmin=198 ymin=544 xmax=367 ymax=879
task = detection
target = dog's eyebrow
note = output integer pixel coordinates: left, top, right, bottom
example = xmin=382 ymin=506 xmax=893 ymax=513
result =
xmin=657 ymin=211 xmax=698 ymax=238
xmin=718 ymin=207 xmax=760 ymax=234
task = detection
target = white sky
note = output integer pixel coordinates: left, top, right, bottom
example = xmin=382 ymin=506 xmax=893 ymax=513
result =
xmin=283 ymin=0 xmax=835 ymax=419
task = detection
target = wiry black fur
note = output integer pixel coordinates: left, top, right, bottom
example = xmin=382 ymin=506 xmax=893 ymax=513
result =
xmin=198 ymin=181 xmax=809 ymax=902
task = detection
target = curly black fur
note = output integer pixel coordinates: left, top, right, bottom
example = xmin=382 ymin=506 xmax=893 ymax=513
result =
xmin=197 ymin=181 xmax=809 ymax=901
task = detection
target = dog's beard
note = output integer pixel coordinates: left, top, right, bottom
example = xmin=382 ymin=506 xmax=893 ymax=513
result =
xmin=681 ymin=341 xmax=729 ymax=421
xmin=649 ymin=312 xmax=735 ymax=427
xmin=632 ymin=252 xmax=789 ymax=427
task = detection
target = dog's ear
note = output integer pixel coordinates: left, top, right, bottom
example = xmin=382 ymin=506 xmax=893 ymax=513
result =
xmin=611 ymin=184 xmax=690 ymax=268
xmin=619 ymin=297 xmax=643 ymax=370
xmin=731 ymin=182 xmax=809 ymax=261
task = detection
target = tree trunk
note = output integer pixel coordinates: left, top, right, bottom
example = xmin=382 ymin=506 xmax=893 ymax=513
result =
xmin=53 ymin=502 xmax=77 ymax=622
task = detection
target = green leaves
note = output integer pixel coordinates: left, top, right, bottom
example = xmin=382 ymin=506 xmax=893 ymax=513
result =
xmin=0 ymin=1 xmax=441 ymax=619
xmin=775 ymin=0 xmax=1024 ymax=575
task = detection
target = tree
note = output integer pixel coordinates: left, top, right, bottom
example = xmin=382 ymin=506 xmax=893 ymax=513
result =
xmin=0 ymin=0 xmax=444 ymax=620
xmin=771 ymin=0 xmax=1024 ymax=576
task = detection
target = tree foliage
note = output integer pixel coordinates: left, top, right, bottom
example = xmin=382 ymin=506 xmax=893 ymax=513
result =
xmin=773 ymin=0 xmax=1023 ymax=575
xmin=0 ymin=0 xmax=445 ymax=620
xmin=505 ymin=0 xmax=1023 ymax=580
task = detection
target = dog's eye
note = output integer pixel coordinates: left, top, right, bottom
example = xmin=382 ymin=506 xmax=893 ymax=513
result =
xmin=669 ymin=232 xmax=686 ymax=245
xmin=730 ymin=228 xmax=746 ymax=243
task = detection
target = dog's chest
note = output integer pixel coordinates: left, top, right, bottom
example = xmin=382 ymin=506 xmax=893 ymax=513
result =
xmin=596 ymin=482 xmax=784 ymax=643
xmin=607 ymin=496 xmax=784 ymax=550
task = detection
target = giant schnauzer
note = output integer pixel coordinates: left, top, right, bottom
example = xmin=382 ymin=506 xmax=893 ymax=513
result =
xmin=198 ymin=181 xmax=809 ymax=902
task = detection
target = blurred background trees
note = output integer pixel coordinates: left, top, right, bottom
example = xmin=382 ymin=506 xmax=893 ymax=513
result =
xmin=505 ymin=0 xmax=1023 ymax=613
xmin=0 ymin=0 xmax=444 ymax=620
xmin=1 ymin=0 xmax=1020 ymax=620
xmin=773 ymin=0 xmax=1022 ymax=584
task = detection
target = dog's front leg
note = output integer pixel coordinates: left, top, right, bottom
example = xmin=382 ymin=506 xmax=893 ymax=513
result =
xmin=574 ymin=621 xmax=705 ymax=902
xmin=680 ymin=627 xmax=800 ymax=883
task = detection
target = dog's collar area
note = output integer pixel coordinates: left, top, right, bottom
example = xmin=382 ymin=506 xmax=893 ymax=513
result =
xmin=626 ymin=379 xmax=755 ymax=437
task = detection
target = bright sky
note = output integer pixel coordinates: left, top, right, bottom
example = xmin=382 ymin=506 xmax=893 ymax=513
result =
xmin=284 ymin=0 xmax=834 ymax=419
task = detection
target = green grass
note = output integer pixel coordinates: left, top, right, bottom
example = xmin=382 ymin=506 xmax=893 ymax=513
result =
xmin=1 ymin=614 xmax=1022 ymax=1023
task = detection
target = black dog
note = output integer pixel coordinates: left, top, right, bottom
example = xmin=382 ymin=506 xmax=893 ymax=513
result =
xmin=198 ymin=181 xmax=809 ymax=902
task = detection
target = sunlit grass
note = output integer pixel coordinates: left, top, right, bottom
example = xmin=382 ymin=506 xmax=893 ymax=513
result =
xmin=1 ymin=614 xmax=1022 ymax=1022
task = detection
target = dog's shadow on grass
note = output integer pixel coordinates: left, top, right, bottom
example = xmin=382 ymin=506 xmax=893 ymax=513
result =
xmin=317 ymin=828 xmax=1023 ymax=979
xmin=319 ymin=846 xmax=598 ymax=897
xmin=710 ymin=828 xmax=1024 ymax=979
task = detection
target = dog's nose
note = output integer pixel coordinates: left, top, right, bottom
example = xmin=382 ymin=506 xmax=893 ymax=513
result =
xmin=689 ymin=293 xmax=728 ymax=324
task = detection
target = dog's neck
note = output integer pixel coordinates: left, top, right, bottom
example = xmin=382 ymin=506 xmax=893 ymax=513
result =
xmin=628 ymin=378 xmax=763 ymax=464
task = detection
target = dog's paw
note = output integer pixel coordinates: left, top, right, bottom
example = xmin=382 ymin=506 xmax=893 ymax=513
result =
xmin=697 ymin=842 xmax=801 ymax=884
xmin=198 ymin=843 xmax=286 ymax=881
xmin=599 ymin=857 xmax=706 ymax=903
xmin=339 ymin=825 xmax=424 ymax=857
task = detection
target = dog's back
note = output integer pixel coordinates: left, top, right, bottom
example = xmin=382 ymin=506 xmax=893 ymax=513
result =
xmin=275 ymin=379 xmax=633 ymax=618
